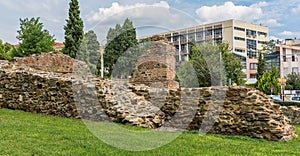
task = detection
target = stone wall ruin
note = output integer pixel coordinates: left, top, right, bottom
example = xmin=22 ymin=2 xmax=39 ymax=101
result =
xmin=129 ymin=35 xmax=179 ymax=89
xmin=0 ymin=52 xmax=298 ymax=142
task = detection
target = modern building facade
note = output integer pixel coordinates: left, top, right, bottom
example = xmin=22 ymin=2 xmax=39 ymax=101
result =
xmin=140 ymin=19 xmax=269 ymax=83
xmin=277 ymin=39 xmax=300 ymax=78
xmin=265 ymin=51 xmax=280 ymax=71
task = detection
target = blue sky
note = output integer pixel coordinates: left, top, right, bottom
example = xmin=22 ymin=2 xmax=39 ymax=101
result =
xmin=0 ymin=0 xmax=300 ymax=44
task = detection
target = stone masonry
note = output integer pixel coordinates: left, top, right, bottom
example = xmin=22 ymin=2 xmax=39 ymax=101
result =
xmin=0 ymin=52 xmax=298 ymax=142
xmin=129 ymin=35 xmax=179 ymax=89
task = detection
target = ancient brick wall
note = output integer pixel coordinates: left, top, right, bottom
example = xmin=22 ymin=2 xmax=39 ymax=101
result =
xmin=130 ymin=35 xmax=179 ymax=89
xmin=11 ymin=52 xmax=87 ymax=73
xmin=0 ymin=52 xmax=298 ymax=142
xmin=280 ymin=106 xmax=300 ymax=124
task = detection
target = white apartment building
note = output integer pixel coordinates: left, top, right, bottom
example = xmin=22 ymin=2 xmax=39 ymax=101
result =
xmin=278 ymin=39 xmax=300 ymax=78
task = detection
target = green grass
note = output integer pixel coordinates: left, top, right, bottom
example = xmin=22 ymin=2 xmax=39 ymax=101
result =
xmin=1 ymin=108 xmax=300 ymax=155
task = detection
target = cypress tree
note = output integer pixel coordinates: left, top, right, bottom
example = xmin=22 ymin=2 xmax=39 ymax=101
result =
xmin=257 ymin=52 xmax=266 ymax=82
xmin=63 ymin=0 xmax=84 ymax=58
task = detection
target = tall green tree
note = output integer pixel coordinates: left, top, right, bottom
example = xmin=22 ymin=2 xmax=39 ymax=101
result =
xmin=181 ymin=42 xmax=244 ymax=87
xmin=257 ymin=52 xmax=266 ymax=81
xmin=78 ymin=30 xmax=100 ymax=75
xmin=257 ymin=66 xmax=280 ymax=95
xmin=101 ymin=18 xmax=138 ymax=77
xmin=16 ymin=17 xmax=55 ymax=57
xmin=219 ymin=43 xmax=244 ymax=85
xmin=63 ymin=0 xmax=84 ymax=58
xmin=186 ymin=41 xmax=211 ymax=87
xmin=177 ymin=61 xmax=199 ymax=87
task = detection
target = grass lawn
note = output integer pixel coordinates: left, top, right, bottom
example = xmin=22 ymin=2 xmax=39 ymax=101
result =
xmin=0 ymin=108 xmax=299 ymax=156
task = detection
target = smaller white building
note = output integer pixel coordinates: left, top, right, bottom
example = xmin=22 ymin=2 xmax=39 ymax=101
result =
xmin=277 ymin=39 xmax=300 ymax=78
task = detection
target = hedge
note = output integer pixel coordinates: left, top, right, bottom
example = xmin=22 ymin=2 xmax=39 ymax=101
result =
xmin=276 ymin=101 xmax=300 ymax=107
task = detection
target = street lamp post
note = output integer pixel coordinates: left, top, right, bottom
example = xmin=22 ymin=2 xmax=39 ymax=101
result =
xmin=278 ymin=78 xmax=286 ymax=101
xmin=100 ymin=49 xmax=104 ymax=78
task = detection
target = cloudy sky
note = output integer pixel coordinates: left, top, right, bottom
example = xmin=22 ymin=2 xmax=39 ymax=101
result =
xmin=1 ymin=0 xmax=300 ymax=44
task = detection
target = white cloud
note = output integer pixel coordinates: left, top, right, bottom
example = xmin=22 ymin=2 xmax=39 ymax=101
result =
xmin=86 ymin=1 xmax=170 ymax=23
xmin=86 ymin=1 xmax=199 ymax=42
xmin=292 ymin=4 xmax=300 ymax=13
xmin=261 ymin=19 xmax=282 ymax=27
xmin=0 ymin=0 xmax=64 ymax=13
xmin=195 ymin=1 xmax=266 ymax=23
xmin=269 ymin=35 xmax=283 ymax=41
xmin=279 ymin=31 xmax=297 ymax=36
xmin=251 ymin=1 xmax=269 ymax=8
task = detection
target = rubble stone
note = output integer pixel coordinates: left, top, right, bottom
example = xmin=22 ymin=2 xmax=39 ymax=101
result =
xmin=0 ymin=52 xmax=298 ymax=142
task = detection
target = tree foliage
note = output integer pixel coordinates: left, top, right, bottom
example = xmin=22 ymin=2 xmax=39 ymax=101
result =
xmin=261 ymin=39 xmax=281 ymax=52
xmin=176 ymin=61 xmax=199 ymax=87
xmin=63 ymin=0 xmax=84 ymax=58
xmin=0 ymin=40 xmax=14 ymax=60
xmin=257 ymin=52 xmax=266 ymax=81
xmin=16 ymin=17 xmax=55 ymax=57
xmin=187 ymin=42 xmax=213 ymax=87
xmin=257 ymin=66 xmax=280 ymax=95
xmin=285 ymin=73 xmax=300 ymax=90
xmin=78 ymin=30 xmax=100 ymax=75
xmin=220 ymin=43 xmax=244 ymax=86
xmin=102 ymin=18 xmax=138 ymax=78
xmin=179 ymin=42 xmax=244 ymax=87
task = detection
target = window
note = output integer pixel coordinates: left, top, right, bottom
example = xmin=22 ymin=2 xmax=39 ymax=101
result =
xmin=188 ymin=33 xmax=195 ymax=41
xmin=250 ymin=74 xmax=257 ymax=79
xmin=235 ymin=49 xmax=245 ymax=53
xmin=250 ymin=63 xmax=257 ymax=70
xmin=234 ymin=36 xmax=245 ymax=41
xmin=181 ymin=44 xmax=187 ymax=52
xmin=196 ymin=31 xmax=203 ymax=40
xmin=292 ymin=67 xmax=299 ymax=74
xmin=173 ymin=35 xmax=179 ymax=42
xmin=258 ymin=31 xmax=267 ymax=36
xmin=247 ymin=39 xmax=257 ymax=50
xmin=205 ymin=29 xmax=212 ymax=36
xmin=214 ymin=28 xmax=222 ymax=38
xmin=246 ymin=29 xmax=257 ymax=38
xmin=258 ymin=41 xmax=266 ymax=44
xmin=234 ymin=27 xmax=245 ymax=31
xmin=284 ymin=67 xmax=289 ymax=77
xmin=283 ymin=56 xmax=287 ymax=62
xmin=247 ymin=51 xmax=258 ymax=58
xmin=292 ymin=50 xmax=298 ymax=62
xmin=292 ymin=55 xmax=296 ymax=62
xmin=180 ymin=35 xmax=186 ymax=43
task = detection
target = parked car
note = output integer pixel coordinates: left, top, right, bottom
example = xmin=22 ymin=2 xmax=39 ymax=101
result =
xmin=268 ymin=95 xmax=283 ymax=103
xmin=289 ymin=96 xmax=300 ymax=102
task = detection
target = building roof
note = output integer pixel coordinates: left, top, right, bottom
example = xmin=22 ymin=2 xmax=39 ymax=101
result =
xmin=53 ymin=42 xmax=64 ymax=47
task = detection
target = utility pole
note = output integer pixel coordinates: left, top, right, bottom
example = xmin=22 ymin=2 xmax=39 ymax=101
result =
xmin=220 ymin=50 xmax=223 ymax=86
xmin=100 ymin=49 xmax=104 ymax=78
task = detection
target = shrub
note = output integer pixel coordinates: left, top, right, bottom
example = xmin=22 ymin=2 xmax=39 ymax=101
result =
xmin=276 ymin=101 xmax=300 ymax=107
